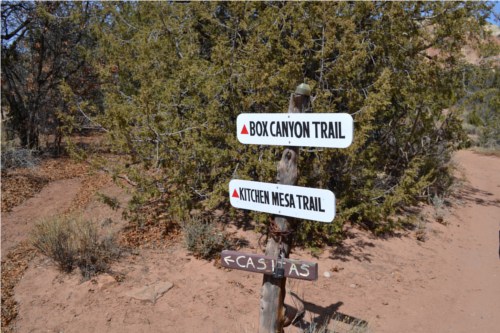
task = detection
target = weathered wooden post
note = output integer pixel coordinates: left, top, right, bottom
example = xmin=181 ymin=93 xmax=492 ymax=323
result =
xmin=258 ymin=84 xmax=311 ymax=333
xmin=225 ymin=83 xmax=352 ymax=333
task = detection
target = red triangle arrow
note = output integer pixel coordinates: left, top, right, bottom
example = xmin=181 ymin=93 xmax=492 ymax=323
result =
xmin=231 ymin=189 xmax=239 ymax=198
xmin=241 ymin=124 xmax=249 ymax=135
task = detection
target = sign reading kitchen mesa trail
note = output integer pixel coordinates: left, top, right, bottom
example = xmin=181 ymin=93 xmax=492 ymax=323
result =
xmin=229 ymin=179 xmax=335 ymax=223
xmin=221 ymin=250 xmax=318 ymax=281
xmin=237 ymin=113 xmax=354 ymax=148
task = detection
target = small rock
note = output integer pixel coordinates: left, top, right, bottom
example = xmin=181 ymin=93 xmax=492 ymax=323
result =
xmin=190 ymin=209 xmax=202 ymax=216
xmin=323 ymin=271 xmax=332 ymax=278
xmin=125 ymin=281 xmax=174 ymax=304
xmin=213 ymin=209 xmax=224 ymax=217
xmin=331 ymin=265 xmax=344 ymax=272
xmin=349 ymin=283 xmax=357 ymax=288
xmin=382 ymin=301 xmax=389 ymax=305
xmin=97 ymin=273 xmax=117 ymax=291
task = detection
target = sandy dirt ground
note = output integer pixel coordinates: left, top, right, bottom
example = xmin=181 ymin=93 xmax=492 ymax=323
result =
xmin=1 ymin=178 xmax=84 ymax=257
xmin=2 ymin=149 xmax=499 ymax=333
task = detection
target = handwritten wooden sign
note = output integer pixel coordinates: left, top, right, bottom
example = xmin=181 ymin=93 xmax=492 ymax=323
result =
xmin=221 ymin=250 xmax=318 ymax=281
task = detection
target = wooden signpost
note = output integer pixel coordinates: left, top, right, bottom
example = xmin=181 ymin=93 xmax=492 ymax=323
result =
xmin=225 ymin=83 xmax=353 ymax=333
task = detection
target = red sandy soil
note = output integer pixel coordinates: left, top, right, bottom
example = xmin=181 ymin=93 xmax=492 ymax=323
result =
xmin=1 ymin=149 xmax=499 ymax=333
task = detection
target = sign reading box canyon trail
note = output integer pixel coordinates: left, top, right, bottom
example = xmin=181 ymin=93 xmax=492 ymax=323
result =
xmin=229 ymin=179 xmax=335 ymax=223
xmin=237 ymin=113 xmax=354 ymax=148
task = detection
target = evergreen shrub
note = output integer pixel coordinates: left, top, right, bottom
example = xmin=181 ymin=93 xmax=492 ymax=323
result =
xmin=90 ymin=2 xmax=493 ymax=245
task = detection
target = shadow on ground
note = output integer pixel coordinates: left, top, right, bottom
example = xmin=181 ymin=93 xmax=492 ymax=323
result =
xmin=454 ymin=183 xmax=500 ymax=208
xmin=329 ymin=239 xmax=375 ymax=263
xmin=289 ymin=293 xmax=369 ymax=332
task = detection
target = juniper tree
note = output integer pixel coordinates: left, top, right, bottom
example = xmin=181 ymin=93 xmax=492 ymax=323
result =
xmin=92 ymin=1 xmax=492 ymax=243
xmin=1 ymin=1 xmax=100 ymax=151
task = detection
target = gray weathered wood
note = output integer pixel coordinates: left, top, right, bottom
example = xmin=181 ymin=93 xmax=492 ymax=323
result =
xmin=258 ymin=91 xmax=310 ymax=333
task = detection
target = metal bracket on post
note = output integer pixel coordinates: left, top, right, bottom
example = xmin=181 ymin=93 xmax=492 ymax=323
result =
xmin=273 ymin=245 xmax=285 ymax=279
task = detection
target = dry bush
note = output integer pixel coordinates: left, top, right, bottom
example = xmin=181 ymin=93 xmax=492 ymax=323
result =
xmin=431 ymin=195 xmax=448 ymax=225
xmin=182 ymin=216 xmax=233 ymax=260
xmin=1 ymin=146 xmax=40 ymax=169
xmin=31 ymin=215 xmax=121 ymax=279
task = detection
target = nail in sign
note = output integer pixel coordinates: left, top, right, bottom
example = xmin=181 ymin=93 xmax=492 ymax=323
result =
xmin=221 ymin=250 xmax=318 ymax=281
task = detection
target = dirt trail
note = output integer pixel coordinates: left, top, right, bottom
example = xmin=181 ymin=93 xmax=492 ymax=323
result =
xmin=1 ymin=178 xmax=84 ymax=258
xmin=374 ymin=150 xmax=500 ymax=332
xmin=4 ymin=150 xmax=500 ymax=333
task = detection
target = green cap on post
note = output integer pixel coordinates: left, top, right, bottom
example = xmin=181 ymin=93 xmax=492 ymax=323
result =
xmin=295 ymin=83 xmax=311 ymax=96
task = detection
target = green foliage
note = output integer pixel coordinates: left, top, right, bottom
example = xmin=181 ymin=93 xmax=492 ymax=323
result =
xmin=295 ymin=218 xmax=345 ymax=247
xmin=182 ymin=216 xmax=233 ymax=260
xmin=461 ymin=62 xmax=500 ymax=149
xmin=90 ymin=2 xmax=492 ymax=243
xmin=97 ymin=193 xmax=120 ymax=211
xmin=308 ymin=247 xmax=323 ymax=259
xmin=31 ymin=215 xmax=121 ymax=279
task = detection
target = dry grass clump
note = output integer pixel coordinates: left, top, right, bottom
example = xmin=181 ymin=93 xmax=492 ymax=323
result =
xmin=431 ymin=194 xmax=448 ymax=225
xmin=1 ymin=146 xmax=40 ymax=169
xmin=31 ymin=215 xmax=121 ymax=279
xmin=182 ymin=216 xmax=233 ymax=260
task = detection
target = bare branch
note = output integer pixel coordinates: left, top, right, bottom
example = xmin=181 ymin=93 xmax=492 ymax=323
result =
xmin=1 ymin=17 xmax=30 ymax=41
xmin=160 ymin=121 xmax=208 ymax=136
xmin=100 ymin=166 xmax=138 ymax=186
xmin=76 ymin=102 xmax=109 ymax=132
